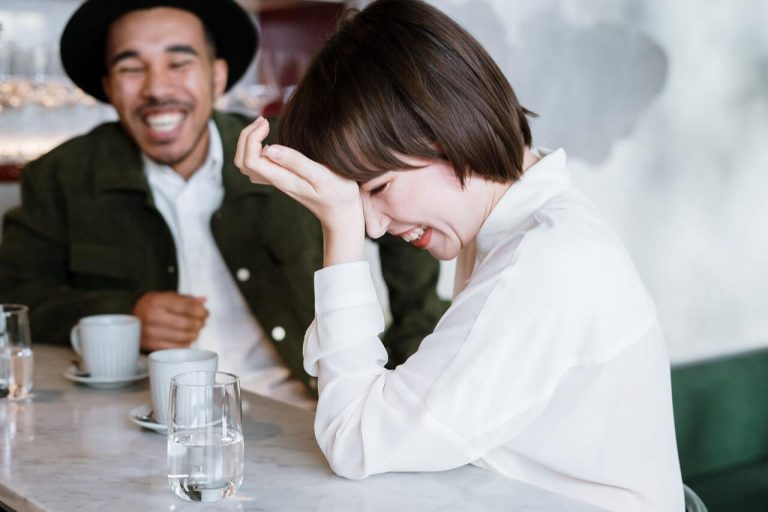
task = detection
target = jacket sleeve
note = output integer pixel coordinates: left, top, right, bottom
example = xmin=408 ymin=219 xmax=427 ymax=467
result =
xmin=0 ymin=160 xmax=141 ymax=346
xmin=375 ymin=234 xmax=449 ymax=367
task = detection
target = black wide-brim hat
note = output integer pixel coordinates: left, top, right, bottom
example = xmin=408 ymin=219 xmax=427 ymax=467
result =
xmin=60 ymin=0 xmax=258 ymax=103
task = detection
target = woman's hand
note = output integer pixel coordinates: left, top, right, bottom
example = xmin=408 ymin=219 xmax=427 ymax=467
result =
xmin=235 ymin=117 xmax=366 ymax=267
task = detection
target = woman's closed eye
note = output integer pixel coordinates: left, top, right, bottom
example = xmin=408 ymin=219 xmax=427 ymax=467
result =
xmin=368 ymin=182 xmax=389 ymax=197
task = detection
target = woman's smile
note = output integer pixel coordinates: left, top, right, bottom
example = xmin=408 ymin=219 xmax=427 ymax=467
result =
xmin=362 ymin=159 xmax=508 ymax=260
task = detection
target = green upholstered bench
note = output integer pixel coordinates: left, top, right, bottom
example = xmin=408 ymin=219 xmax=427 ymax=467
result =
xmin=672 ymin=348 xmax=768 ymax=511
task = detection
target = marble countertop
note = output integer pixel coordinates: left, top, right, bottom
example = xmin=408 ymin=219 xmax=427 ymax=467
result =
xmin=0 ymin=345 xmax=604 ymax=512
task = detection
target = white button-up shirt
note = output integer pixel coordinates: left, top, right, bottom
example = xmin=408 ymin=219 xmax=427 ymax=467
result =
xmin=304 ymin=149 xmax=684 ymax=510
xmin=144 ymin=122 xmax=313 ymax=409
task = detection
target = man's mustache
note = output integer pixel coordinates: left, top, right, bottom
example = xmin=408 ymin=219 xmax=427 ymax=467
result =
xmin=135 ymin=98 xmax=194 ymax=115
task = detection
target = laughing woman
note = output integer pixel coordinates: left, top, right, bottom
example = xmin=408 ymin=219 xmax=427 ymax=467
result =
xmin=235 ymin=0 xmax=684 ymax=509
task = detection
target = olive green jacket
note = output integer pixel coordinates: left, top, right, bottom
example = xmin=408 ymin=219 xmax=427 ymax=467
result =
xmin=0 ymin=111 xmax=447 ymax=390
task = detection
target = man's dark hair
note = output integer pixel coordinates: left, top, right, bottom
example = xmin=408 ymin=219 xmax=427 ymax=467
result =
xmin=278 ymin=0 xmax=534 ymax=185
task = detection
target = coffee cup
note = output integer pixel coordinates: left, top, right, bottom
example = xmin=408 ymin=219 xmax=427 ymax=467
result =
xmin=70 ymin=314 xmax=141 ymax=379
xmin=148 ymin=348 xmax=218 ymax=425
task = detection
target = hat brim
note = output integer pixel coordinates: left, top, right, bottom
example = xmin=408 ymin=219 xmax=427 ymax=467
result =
xmin=60 ymin=0 xmax=258 ymax=103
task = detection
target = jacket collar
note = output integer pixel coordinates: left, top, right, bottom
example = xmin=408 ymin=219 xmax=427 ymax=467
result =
xmin=92 ymin=123 xmax=147 ymax=194
xmin=93 ymin=111 xmax=273 ymax=200
xmin=214 ymin=111 xmax=273 ymax=199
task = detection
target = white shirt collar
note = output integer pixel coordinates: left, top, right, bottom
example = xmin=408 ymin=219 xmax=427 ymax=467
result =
xmin=475 ymin=148 xmax=571 ymax=261
xmin=142 ymin=120 xmax=223 ymax=185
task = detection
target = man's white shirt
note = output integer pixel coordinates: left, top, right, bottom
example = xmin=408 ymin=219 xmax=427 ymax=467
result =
xmin=143 ymin=121 xmax=313 ymax=409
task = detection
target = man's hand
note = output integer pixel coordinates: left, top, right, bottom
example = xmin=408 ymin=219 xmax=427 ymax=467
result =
xmin=132 ymin=292 xmax=208 ymax=351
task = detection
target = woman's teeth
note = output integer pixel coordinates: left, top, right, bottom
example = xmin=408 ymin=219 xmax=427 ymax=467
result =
xmin=146 ymin=113 xmax=183 ymax=132
xmin=402 ymin=226 xmax=426 ymax=242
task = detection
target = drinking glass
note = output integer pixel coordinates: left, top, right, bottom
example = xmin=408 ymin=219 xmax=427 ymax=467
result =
xmin=0 ymin=304 xmax=34 ymax=400
xmin=167 ymin=371 xmax=243 ymax=502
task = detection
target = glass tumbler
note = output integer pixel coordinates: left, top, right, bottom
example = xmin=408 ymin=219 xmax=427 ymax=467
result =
xmin=167 ymin=371 xmax=244 ymax=502
xmin=0 ymin=304 xmax=34 ymax=400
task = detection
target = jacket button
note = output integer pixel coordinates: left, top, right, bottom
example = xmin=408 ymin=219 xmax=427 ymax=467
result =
xmin=271 ymin=326 xmax=286 ymax=342
xmin=167 ymin=265 xmax=175 ymax=274
xmin=236 ymin=268 xmax=250 ymax=282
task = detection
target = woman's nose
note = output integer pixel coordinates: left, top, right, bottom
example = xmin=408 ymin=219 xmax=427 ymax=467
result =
xmin=361 ymin=194 xmax=390 ymax=239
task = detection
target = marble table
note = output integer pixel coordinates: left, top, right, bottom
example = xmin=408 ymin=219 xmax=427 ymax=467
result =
xmin=1 ymin=345 xmax=605 ymax=512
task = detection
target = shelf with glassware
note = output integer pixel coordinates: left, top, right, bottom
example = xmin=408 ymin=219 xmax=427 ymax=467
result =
xmin=223 ymin=1 xmax=343 ymax=118
xmin=0 ymin=0 xmax=344 ymax=179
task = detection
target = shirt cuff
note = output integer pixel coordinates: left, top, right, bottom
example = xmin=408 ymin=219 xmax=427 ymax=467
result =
xmin=304 ymin=262 xmax=387 ymax=377
xmin=314 ymin=261 xmax=380 ymax=314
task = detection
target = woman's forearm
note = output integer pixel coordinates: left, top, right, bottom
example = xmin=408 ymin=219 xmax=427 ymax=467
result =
xmin=321 ymin=216 xmax=366 ymax=267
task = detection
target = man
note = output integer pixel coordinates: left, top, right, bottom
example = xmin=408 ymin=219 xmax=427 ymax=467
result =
xmin=0 ymin=0 xmax=446 ymax=406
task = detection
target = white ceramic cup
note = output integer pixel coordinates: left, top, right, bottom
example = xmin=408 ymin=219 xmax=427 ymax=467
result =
xmin=70 ymin=314 xmax=141 ymax=379
xmin=148 ymin=348 xmax=218 ymax=425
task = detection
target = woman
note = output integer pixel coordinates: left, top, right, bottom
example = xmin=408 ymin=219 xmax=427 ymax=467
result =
xmin=236 ymin=0 xmax=684 ymax=509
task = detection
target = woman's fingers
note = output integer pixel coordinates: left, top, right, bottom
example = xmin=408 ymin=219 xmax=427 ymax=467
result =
xmin=235 ymin=117 xmax=315 ymax=194
xmin=249 ymin=152 xmax=316 ymax=197
xmin=262 ymin=144 xmax=361 ymax=202
xmin=234 ymin=116 xmax=269 ymax=172
xmin=235 ymin=119 xmax=362 ymax=228
xmin=236 ymin=119 xmax=321 ymax=194
xmin=262 ymin=144 xmax=325 ymax=186
xmin=236 ymin=117 xmax=333 ymax=192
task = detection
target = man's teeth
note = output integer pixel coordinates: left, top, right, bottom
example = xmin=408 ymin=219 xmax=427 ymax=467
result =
xmin=402 ymin=227 xmax=426 ymax=242
xmin=146 ymin=113 xmax=183 ymax=132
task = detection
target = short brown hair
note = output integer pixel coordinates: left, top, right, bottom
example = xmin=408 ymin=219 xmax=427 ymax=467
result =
xmin=277 ymin=0 xmax=534 ymax=185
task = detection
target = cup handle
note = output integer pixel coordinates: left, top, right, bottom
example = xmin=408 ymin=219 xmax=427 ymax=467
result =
xmin=70 ymin=324 xmax=82 ymax=356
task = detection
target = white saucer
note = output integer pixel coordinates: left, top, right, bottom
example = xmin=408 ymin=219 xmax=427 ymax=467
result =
xmin=128 ymin=404 xmax=167 ymax=434
xmin=63 ymin=359 xmax=149 ymax=389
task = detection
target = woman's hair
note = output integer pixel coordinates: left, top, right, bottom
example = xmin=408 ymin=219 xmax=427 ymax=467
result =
xmin=277 ymin=0 xmax=534 ymax=185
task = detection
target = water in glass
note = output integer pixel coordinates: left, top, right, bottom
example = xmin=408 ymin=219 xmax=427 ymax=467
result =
xmin=168 ymin=428 xmax=244 ymax=502
xmin=0 ymin=305 xmax=33 ymax=399
xmin=1 ymin=347 xmax=34 ymax=399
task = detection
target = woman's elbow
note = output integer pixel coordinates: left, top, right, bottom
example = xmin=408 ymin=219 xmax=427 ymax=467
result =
xmin=316 ymin=426 xmax=374 ymax=480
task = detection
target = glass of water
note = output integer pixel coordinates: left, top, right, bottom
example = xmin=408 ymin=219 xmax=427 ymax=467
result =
xmin=0 ymin=304 xmax=34 ymax=400
xmin=167 ymin=371 xmax=244 ymax=502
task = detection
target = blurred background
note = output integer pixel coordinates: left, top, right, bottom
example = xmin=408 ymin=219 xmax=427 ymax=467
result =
xmin=1 ymin=0 xmax=766 ymax=364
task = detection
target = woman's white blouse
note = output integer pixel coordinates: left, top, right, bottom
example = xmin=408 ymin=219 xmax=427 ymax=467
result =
xmin=303 ymin=149 xmax=684 ymax=511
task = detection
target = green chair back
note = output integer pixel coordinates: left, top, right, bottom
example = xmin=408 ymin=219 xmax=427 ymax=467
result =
xmin=672 ymin=348 xmax=768 ymax=481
